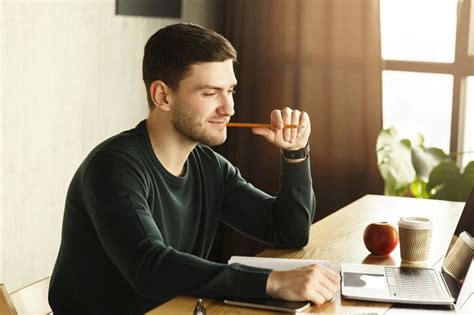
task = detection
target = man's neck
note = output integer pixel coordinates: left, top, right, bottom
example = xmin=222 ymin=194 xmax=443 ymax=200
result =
xmin=146 ymin=112 xmax=196 ymax=177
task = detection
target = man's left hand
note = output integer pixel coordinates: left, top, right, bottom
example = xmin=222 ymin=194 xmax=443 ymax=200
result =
xmin=251 ymin=107 xmax=311 ymax=151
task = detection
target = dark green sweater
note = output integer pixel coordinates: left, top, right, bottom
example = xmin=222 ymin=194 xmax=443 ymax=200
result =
xmin=49 ymin=120 xmax=315 ymax=314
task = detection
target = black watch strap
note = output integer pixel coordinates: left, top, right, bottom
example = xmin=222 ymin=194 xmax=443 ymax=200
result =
xmin=282 ymin=142 xmax=310 ymax=160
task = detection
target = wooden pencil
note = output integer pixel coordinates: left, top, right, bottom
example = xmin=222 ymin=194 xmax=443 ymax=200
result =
xmin=226 ymin=122 xmax=300 ymax=128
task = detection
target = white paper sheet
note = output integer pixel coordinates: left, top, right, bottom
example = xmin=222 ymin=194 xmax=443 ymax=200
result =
xmin=228 ymin=255 xmax=331 ymax=270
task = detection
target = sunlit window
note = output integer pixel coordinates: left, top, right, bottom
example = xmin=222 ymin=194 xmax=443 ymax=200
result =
xmin=382 ymin=71 xmax=453 ymax=153
xmin=463 ymin=77 xmax=474 ymax=167
xmin=381 ymin=0 xmax=473 ymax=169
xmin=380 ymin=0 xmax=458 ymax=62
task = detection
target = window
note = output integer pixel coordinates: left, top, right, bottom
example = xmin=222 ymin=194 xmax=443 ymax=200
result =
xmin=382 ymin=71 xmax=453 ymax=152
xmin=380 ymin=0 xmax=474 ymax=167
xmin=463 ymin=77 xmax=474 ymax=166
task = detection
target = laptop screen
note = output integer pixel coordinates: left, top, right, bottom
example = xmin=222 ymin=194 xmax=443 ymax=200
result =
xmin=454 ymin=188 xmax=474 ymax=236
xmin=441 ymin=188 xmax=474 ymax=302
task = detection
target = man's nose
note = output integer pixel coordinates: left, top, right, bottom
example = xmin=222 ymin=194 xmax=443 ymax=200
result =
xmin=218 ymin=95 xmax=235 ymax=116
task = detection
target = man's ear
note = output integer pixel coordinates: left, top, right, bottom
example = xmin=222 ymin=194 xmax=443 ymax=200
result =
xmin=150 ymin=80 xmax=172 ymax=112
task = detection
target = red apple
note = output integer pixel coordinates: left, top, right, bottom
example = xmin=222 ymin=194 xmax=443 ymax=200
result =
xmin=363 ymin=222 xmax=399 ymax=256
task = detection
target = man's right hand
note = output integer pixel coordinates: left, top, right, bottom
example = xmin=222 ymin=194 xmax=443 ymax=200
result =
xmin=266 ymin=264 xmax=340 ymax=305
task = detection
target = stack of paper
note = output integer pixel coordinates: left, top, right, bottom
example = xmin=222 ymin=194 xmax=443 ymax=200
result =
xmin=228 ymin=256 xmax=331 ymax=270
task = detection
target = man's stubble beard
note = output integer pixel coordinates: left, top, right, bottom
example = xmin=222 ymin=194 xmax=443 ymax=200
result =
xmin=171 ymin=100 xmax=227 ymax=147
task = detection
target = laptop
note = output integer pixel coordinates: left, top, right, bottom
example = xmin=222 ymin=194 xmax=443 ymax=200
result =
xmin=341 ymin=189 xmax=474 ymax=309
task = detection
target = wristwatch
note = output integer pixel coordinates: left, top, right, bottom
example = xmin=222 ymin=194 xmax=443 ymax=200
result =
xmin=282 ymin=142 xmax=310 ymax=160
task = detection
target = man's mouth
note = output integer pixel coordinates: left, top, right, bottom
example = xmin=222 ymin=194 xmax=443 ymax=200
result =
xmin=208 ymin=120 xmax=229 ymax=128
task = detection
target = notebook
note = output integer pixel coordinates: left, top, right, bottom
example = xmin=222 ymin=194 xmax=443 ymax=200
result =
xmin=227 ymin=255 xmax=330 ymax=270
xmin=224 ymin=256 xmax=331 ymax=313
xmin=341 ymin=189 xmax=474 ymax=310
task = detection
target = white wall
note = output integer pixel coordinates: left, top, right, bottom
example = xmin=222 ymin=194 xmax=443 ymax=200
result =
xmin=1 ymin=0 xmax=219 ymax=291
xmin=0 ymin=0 xmax=4 ymax=286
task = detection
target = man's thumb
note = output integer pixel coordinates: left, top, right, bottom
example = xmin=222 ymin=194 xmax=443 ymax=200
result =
xmin=251 ymin=127 xmax=274 ymax=142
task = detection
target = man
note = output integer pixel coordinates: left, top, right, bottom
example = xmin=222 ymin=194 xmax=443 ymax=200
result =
xmin=49 ymin=23 xmax=340 ymax=314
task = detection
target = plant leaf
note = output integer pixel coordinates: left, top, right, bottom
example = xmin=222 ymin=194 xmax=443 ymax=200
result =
xmin=463 ymin=161 xmax=474 ymax=193
xmin=376 ymin=128 xmax=416 ymax=195
xmin=410 ymin=177 xmax=429 ymax=199
xmin=427 ymin=161 xmax=474 ymax=201
xmin=412 ymin=146 xmax=450 ymax=181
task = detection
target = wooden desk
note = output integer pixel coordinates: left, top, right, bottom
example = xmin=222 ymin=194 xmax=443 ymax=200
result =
xmin=147 ymin=194 xmax=465 ymax=314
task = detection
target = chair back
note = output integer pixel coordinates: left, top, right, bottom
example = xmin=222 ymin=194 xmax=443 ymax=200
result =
xmin=0 ymin=283 xmax=17 ymax=315
xmin=9 ymin=276 xmax=51 ymax=315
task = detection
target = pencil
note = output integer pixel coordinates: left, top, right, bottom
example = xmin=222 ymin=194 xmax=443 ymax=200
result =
xmin=226 ymin=122 xmax=300 ymax=128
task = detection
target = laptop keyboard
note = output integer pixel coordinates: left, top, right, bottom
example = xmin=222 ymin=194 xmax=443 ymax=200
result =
xmin=385 ymin=267 xmax=446 ymax=301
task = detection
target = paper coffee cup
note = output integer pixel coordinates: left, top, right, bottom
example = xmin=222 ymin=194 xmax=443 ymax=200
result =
xmin=398 ymin=217 xmax=433 ymax=263
xmin=442 ymin=231 xmax=474 ymax=281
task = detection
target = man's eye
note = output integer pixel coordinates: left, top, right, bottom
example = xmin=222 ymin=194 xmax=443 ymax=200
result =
xmin=203 ymin=92 xmax=217 ymax=97
xmin=228 ymin=90 xmax=236 ymax=95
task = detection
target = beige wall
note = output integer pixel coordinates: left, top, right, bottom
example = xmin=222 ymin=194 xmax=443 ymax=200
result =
xmin=1 ymin=0 xmax=219 ymax=291
xmin=0 ymin=0 xmax=4 ymax=286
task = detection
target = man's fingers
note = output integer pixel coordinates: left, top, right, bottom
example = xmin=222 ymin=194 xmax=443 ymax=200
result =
xmin=310 ymin=265 xmax=339 ymax=298
xmin=294 ymin=265 xmax=339 ymax=305
xmin=290 ymin=109 xmax=300 ymax=143
xmin=307 ymin=291 xmax=326 ymax=305
xmin=271 ymin=109 xmax=283 ymax=129
xmin=281 ymin=107 xmax=292 ymax=142
xmin=266 ymin=107 xmax=311 ymax=150
xmin=317 ymin=265 xmax=341 ymax=284
xmin=297 ymin=111 xmax=308 ymax=138
xmin=322 ymin=278 xmax=339 ymax=294
xmin=313 ymin=282 xmax=334 ymax=302
xmin=266 ymin=264 xmax=339 ymax=306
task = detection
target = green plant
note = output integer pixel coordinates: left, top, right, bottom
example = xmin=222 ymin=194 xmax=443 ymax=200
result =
xmin=376 ymin=127 xmax=474 ymax=201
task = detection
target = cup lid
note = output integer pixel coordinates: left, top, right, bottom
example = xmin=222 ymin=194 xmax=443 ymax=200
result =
xmin=398 ymin=217 xmax=433 ymax=230
xmin=460 ymin=231 xmax=474 ymax=249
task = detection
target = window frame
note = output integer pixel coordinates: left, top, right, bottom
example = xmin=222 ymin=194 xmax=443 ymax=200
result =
xmin=381 ymin=0 xmax=474 ymax=165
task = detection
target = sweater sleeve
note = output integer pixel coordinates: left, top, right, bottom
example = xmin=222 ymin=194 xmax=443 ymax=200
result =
xmin=82 ymin=151 xmax=271 ymax=300
xmin=218 ymin=154 xmax=316 ymax=248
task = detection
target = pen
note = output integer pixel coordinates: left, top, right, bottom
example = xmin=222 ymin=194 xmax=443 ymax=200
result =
xmin=193 ymin=298 xmax=206 ymax=315
xmin=226 ymin=122 xmax=302 ymax=129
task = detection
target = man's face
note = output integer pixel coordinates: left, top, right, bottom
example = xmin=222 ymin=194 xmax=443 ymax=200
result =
xmin=170 ymin=59 xmax=237 ymax=146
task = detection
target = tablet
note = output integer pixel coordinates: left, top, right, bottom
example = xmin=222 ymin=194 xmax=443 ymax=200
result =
xmin=224 ymin=297 xmax=310 ymax=313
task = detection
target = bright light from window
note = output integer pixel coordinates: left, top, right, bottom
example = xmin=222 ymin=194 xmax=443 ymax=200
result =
xmin=380 ymin=0 xmax=458 ymax=62
xmin=462 ymin=77 xmax=474 ymax=167
xmin=382 ymin=71 xmax=453 ymax=153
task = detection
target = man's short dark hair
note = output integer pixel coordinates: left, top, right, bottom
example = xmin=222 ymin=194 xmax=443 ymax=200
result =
xmin=142 ymin=23 xmax=237 ymax=108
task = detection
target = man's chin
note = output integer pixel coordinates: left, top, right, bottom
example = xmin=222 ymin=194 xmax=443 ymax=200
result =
xmin=205 ymin=137 xmax=226 ymax=147
xmin=201 ymin=134 xmax=227 ymax=147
